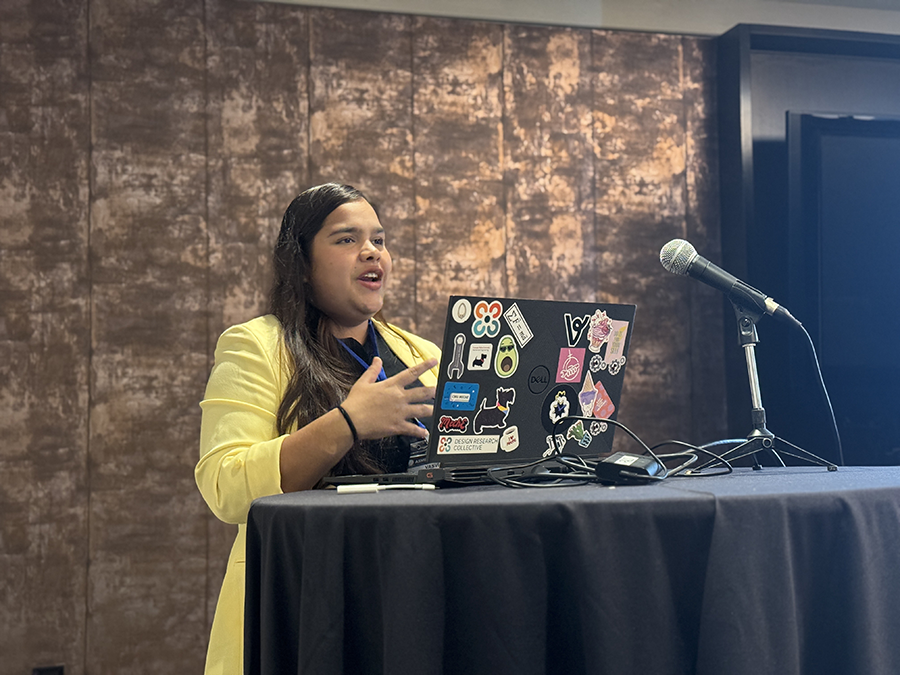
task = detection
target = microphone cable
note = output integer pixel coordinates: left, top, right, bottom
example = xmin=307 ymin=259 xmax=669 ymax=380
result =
xmin=797 ymin=323 xmax=845 ymax=466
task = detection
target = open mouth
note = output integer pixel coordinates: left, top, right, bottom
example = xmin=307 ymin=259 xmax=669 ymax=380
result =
xmin=358 ymin=269 xmax=384 ymax=287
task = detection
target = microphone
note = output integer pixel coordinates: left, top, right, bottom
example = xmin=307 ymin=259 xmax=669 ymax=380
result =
xmin=659 ymin=239 xmax=801 ymax=328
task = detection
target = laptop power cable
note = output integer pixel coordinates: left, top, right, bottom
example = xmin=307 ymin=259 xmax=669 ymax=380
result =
xmin=594 ymin=451 xmax=665 ymax=485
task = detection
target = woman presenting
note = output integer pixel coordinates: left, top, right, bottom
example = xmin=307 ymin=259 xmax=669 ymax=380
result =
xmin=195 ymin=183 xmax=440 ymax=675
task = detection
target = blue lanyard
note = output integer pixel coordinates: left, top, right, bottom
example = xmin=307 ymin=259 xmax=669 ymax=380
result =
xmin=339 ymin=321 xmax=387 ymax=382
xmin=339 ymin=321 xmax=427 ymax=433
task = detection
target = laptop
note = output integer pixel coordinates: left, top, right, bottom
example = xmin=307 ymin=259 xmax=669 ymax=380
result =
xmin=324 ymin=295 xmax=636 ymax=486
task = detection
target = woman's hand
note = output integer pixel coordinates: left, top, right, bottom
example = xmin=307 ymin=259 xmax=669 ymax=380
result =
xmin=279 ymin=356 xmax=438 ymax=492
xmin=340 ymin=357 xmax=437 ymax=440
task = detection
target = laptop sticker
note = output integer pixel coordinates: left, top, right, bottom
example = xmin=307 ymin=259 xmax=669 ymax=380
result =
xmin=564 ymin=313 xmax=591 ymax=347
xmin=473 ymin=386 xmax=516 ymax=434
xmin=556 ymin=348 xmax=585 ymax=383
xmin=503 ymin=303 xmax=534 ymax=348
xmin=494 ymin=335 xmax=519 ymax=378
xmin=548 ymin=390 xmax=570 ymax=423
xmin=468 ymin=343 xmax=492 ymax=371
xmin=544 ymin=386 xmax=579 ymax=429
xmin=447 ymin=333 xmax=466 ymax=379
xmin=579 ymin=371 xmax=598 ymax=415
xmin=452 ymin=298 xmax=472 ymax=323
xmin=472 ymin=300 xmax=503 ymax=338
xmin=587 ymin=309 xmax=613 ymax=353
xmin=437 ymin=435 xmax=499 ymax=454
xmin=592 ymin=378 xmax=616 ymax=418
xmin=607 ymin=357 xmax=625 ymax=376
xmin=541 ymin=385 xmax=580 ymax=435
xmin=500 ymin=426 xmax=520 ymax=452
xmin=438 ymin=415 xmax=470 ymax=433
xmin=565 ymin=419 xmax=594 ymax=449
xmin=605 ymin=320 xmax=630 ymax=362
xmin=589 ymin=351 xmax=626 ymax=377
xmin=543 ymin=433 xmax=568 ymax=457
xmin=441 ymin=382 xmax=479 ymax=411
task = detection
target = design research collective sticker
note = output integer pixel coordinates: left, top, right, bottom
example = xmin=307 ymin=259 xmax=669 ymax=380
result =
xmin=452 ymin=298 xmax=472 ymax=323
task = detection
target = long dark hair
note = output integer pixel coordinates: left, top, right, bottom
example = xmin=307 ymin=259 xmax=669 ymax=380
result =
xmin=270 ymin=182 xmax=385 ymax=476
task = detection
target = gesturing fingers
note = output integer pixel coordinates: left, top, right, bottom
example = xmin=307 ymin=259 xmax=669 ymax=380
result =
xmin=390 ymin=358 xmax=438 ymax=388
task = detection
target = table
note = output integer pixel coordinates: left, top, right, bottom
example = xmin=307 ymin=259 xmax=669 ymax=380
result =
xmin=244 ymin=467 xmax=900 ymax=675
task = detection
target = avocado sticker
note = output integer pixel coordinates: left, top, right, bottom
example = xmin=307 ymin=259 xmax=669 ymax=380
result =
xmin=494 ymin=335 xmax=518 ymax=378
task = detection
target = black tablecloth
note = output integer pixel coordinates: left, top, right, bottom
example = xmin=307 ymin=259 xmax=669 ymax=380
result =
xmin=244 ymin=467 xmax=900 ymax=675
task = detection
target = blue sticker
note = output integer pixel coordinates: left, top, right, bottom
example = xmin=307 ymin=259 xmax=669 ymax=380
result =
xmin=441 ymin=382 xmax=480 ymax=411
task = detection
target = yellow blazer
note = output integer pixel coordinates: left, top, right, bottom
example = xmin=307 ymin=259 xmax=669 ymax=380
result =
xmin=195 ymin=314 xmax=441 ymax=675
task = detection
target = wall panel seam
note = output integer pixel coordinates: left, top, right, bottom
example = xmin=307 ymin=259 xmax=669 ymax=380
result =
xmin=84 ymin=0 xmax=96 ymax=671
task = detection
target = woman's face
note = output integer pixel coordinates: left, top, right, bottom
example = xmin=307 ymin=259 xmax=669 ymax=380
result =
xmin=308 ymin=199 xmax=393 ymax=339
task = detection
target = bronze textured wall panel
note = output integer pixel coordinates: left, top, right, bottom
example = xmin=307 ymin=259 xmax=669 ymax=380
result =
xmin=413 ymin=17 xmax=506 ymax=340
xmin=682 ymin=36 xmax=727 ymax=442
xmin=504 ymin=26 xmax=596 ymax=302
xmin=1 ymin=0 xmax=723 ymax=671
xmin=0 ymin=1 xmax=91 ymax=672
xmin=204 ymin=0 xmax=311 ymax=637
xmin=309 ymin=9 xmax=418 ymax=331
xmin=592 ymin=31 xmax=696 ymax=444
xmin=87 ymin=0 xmax=209 ymax=672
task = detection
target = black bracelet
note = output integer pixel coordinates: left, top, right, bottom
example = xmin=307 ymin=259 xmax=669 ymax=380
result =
xmin=335 ymin=405 xmax=359 ymax=444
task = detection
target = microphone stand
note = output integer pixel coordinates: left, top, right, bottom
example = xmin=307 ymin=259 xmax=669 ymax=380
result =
xmin=704 ymin=300 xmax=837 ymax=471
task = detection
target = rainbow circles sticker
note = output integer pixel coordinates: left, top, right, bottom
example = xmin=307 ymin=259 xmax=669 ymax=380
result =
xmin=471 ymin=300 xmax=502 ymax=338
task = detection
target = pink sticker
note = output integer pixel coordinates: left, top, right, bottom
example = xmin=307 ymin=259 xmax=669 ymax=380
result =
xmin=556 ymin=348 xmax=585 ymax=383
xmin=592 ymin=378 xmax=616 ymax=418
xmin=605 ymin=320 xmax=630 ymax=363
